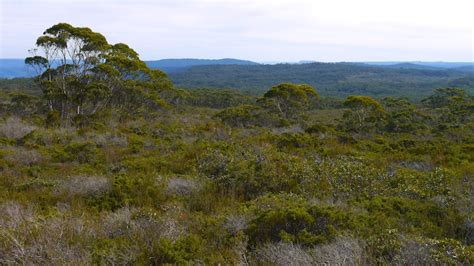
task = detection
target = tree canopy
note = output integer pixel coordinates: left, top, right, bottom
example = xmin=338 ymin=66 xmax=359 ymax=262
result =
xmin=422 ymin=87 xmax=467 ymax=108
xmin=341 ymin=96 xmax=386 ymax=132
xmin=258 ymin=83 xmax=319 ymax=119
xmin=25 ymin=23 xmax=172 ymax=126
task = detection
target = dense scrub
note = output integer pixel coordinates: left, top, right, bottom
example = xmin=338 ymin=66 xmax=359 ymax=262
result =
xmin=0 ymin=82 xmax=473 ymax=264
xmin=0 ymin=22 xmax=472 ymax=265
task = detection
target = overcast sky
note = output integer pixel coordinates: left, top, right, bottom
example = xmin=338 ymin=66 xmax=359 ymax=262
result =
xmin=1 ymin=0 xmax=473 ymax=62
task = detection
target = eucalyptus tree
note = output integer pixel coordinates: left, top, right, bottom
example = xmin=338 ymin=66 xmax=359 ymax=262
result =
xmin=421 ymin=88 xmax=467 ymax=108
xmin=341 ymin=95 xmax=386 ymax=132
xmin=382 ymin=97 xmax=428 ymax=133
xmin=258 ymin=83 xmax=319 ymax=119
xmin=422 ymin=88 xmax=473 ymax=128
xmin=25 ymin=23 xmax=172 ymax=125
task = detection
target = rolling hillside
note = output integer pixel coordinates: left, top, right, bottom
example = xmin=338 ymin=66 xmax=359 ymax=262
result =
xmin=146 ymin=58 xmax=259 ymax=72
xmin=168 ymin=63 xmax=474 ymax=99
xmin=0 ymin=58 xmax=260 ymax=78
xmin=2 ymin=59 xmax=472 ymax=99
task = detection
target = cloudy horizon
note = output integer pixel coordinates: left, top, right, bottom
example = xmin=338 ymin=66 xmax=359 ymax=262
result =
xmin=1 ymin=0 xmax=473 ymax=62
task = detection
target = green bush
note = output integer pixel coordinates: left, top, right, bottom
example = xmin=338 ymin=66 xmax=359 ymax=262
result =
xmin=146 ymin=235 xmax=206 ymax=264
xmin=246 ymin=194 xmax=355 ymax=247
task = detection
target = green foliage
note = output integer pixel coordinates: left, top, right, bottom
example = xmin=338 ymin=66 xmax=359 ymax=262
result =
xmin=168 ymin=63 xmax=474 ymax=99
xmin=382 ymin=97 xmax=428 ymax=132
xmin=50 ymin=141 xmax=102 ymax=164
xmin=340 ymin=96 xmax=386 ymax=133
xmin=258 ymin=83 xmax=319 ymax=119
xmin=358 ymin=196 xmax=463 ymax=239
xmin=91 ymin=237 xmax=135 ymax=264
xmin=184 ymin=88 xmax=254 ymax=108
xmin=25 ymin=23 xmax=173 ymax=126
xmin=246 ymin=194 xmax=355 ymax=247
xmin=305 ymin=123 xmax=329 ymax=134
xmin=0 ymin=78 xmax=38 ymax=94
xmin=422 ymin=88 xmax=474 ymax=130
xmin=422 ymin=87 xmax=468 ymax=108
xmin=214 ymin=104 xmax=263 ymax=128
xmin=148 ymin=235 xmax=206 ymax=264
xmin=45 ymin=111 xmax=61 ymax=127
xmin=0 ymin=81 xmax=472 ymax=264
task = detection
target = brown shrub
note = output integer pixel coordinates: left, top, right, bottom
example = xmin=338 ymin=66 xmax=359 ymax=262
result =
xmin=2 ymin=147 xmax=45 ymax=166
xmin=166 ymin=177 xmax=200 ymax=196
xmin=392 ymin=240 xmax=435 ymax=265
xmin=251 ymin=236 xmax=364 ymax=266
xmin=309 ymin=236 xmax=364 ymax=265
xmin=0 ymin=117 xmax=36 ymax=139
xmin=0 ymin=201 xmax=35 ymax=229
xmin=252 ymin=242 xmax=313 ymax=266
xmin=55 ymin=176 xmax=111 ymax=197
xmin=224 ymin=214 xmax=248 ymax=235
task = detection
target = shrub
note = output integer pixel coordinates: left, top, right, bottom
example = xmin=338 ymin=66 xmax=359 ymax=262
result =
xmin=360 ymin=196 xmax=464 ymax=240
xmin=365 ymin=228 xmax=402 ymax=263
xmin=147 ymin=234 xmax=206 ymax=264
xmin=91 ymin=133 xmax=128 ymax=148
xmin=246 ymin=194 xmax=354 ymax=247
xmin=276 ymin=132 xmax=318 ymax=150
xmin=214 ymin=104 xmax=262 ymax=128
xmin=309 ymin=236 xmax=364 ymax=265
xmin=56 ymin=176 xmax=111 ymax=198
xmin=2 ymin=147 xmax=44 ymax=166
xmin=51 ymin=141 xmax=102 ymax=164
xmin=305 ymin=123 xmax=328 ymax=134
xmin=252 ymin=242 xmax=313 ymax=266
xmin=392 ymin=239 xmax=435 ymax=265
xmin=99 ymin=174 xmax=166 ymax=210
xmin=0 ymin=117 xmax=36 ymax=140
xmin=91 ymin=237 xmax=138 ymax=265
xmin=0 ymin=202 xmax=92 ymax=264
xmin=0 ymin=201 xmax=35 ymax=229
xmin=224 ymin=214 xmax=249 ymax=235
xmin=166 ymin=177 xmax=201 ymax=196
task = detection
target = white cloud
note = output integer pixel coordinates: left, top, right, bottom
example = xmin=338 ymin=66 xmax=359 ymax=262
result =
xmin=1 ymin=0 xmax=472 ymax=61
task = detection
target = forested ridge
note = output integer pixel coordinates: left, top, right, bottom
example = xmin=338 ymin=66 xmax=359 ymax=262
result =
xmin=169 ymin=63 xmax=474 ymax=99
xmin=3 ymin=60 xmax=474 ymax=101
xmin=0 ymin=23 xmax=473 ymax=265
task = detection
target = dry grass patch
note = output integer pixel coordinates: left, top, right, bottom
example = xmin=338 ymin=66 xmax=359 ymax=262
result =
xmin=0 ymin=117 xmax=36 ymax=139
xmin=55 ymin=175 xmax=111 ymax=197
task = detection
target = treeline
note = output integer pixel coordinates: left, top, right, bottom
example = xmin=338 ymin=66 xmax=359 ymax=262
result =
xmin=4 ymin=63 xmax=473 ymax=101
xmin=0 ymin=78 xmax=38 ymax=95
xmin=169 ymin=63 xmax=474 ymax=99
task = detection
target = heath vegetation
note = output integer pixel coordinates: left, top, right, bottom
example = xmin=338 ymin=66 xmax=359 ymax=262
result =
xmin=0 ymin=23 xmax=473 ymax=264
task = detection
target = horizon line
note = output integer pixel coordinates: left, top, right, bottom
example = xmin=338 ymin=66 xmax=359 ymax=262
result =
xmin=1 ymin=58 xmax=473 ymax=64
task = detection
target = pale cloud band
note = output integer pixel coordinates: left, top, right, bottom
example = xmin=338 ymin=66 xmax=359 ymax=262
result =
xmin=1 ymin=0 xmax=472 ymax=61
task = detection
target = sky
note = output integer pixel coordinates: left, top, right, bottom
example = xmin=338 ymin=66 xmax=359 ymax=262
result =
xmin=0 ymin=0 xmax=473 ymax=62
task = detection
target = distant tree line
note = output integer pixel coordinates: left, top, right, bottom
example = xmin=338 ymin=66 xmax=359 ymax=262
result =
xmin=167 ymin=63 xmax=474 ymax=99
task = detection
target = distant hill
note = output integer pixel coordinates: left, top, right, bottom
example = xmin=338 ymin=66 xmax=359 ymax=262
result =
xmin=0 ymin=58 xmax=260 ymax=77
xmin=2 ymin=59 xmax=473 ymax=100
xmin=0 ymin=59 xmax=35 ymax=78
xmin=453 ymin=65 xmax=474 ymax=73
xmin=145 ymin=58 xmax=259 ymax=72
xmin=364 ymin=61 xmax=474 ymax=69
xmin=168 ymin=63 xmax=474 ymax=99
xmin=368 ymin=63 xmax=443 ymax=71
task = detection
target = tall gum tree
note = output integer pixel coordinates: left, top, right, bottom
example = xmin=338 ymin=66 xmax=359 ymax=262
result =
xmin=25 ymin=23 xmax=172 ymax=126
